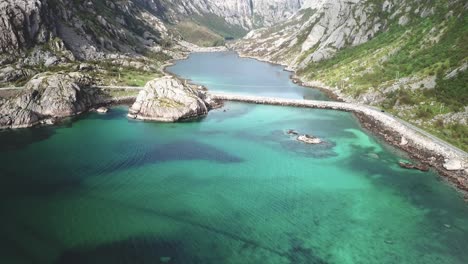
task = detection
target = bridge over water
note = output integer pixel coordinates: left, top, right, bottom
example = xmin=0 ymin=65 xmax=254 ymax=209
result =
xmin=1 ymin=86 xmax=466 ymax=161
xmin=209 ymin=92 xmax=468 ymax=162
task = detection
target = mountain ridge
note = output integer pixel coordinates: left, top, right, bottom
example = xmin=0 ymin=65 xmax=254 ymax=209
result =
xmin=233 ymin=0 xmax=467 ymax=150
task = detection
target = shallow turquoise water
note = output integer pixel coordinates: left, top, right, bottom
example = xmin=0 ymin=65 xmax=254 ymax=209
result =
xmin=1 ymin=53 xmax=468 ymax=264
xmin=167 ymin=52 xmax=329 ymax=100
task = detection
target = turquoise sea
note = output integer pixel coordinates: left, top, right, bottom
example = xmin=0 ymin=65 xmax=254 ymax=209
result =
xmin=0 ymin=52 xmax=467 ymax=264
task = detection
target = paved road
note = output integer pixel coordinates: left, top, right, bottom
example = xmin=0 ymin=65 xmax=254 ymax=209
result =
xmin=0 ymin=87 xmax=465 ymax=158
xmin=365 ymin=105 xmax=467 ymax=157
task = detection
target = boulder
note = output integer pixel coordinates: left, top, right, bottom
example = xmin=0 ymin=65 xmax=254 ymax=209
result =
xmin=400 ymin=136 xmax=408 ymax=146
xmin=443 ymin=159 xmax=464 ymax=171
xmin=128 ymin=76 xmax=212 ymax=122
xmin=0 ymin=72 xmax=101 ymax=129
xmin=96 ymin=107 xmax=109 ymax=113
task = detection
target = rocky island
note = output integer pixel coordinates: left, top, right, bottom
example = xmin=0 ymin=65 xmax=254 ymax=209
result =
xmin=128 ymin=76 xmax=215 ymax=122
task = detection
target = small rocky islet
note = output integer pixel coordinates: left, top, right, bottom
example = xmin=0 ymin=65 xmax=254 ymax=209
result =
xmin=128 ymin=76 xmax=218 ymax=122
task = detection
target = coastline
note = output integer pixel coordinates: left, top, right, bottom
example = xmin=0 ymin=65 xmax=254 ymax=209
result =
xmin=3 ymin=46 xmax=466 ymax=195
xmin=0 ymin=94 xmax=137 ymax=130
xmin=228 ymin=50 xmax=468 ymax=196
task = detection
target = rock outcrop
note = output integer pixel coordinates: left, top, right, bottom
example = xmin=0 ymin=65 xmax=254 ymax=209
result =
xmin=0 ymin=72 xmax=103 ymax=129
xmin=128 ymin=77 xmax=213 ymax=122
xmin=297 ymin=134 xmax=323 ymax=144
xmin=0 ymin=0 xmax=56 ymax=55
xmin=232 ymin=0 xmax=385 ymax=67
xmin=232 ymin=0 xmax=460 ymax=68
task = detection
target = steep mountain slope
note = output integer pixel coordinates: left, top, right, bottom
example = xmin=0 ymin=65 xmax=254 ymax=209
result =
xmin=0 ymin=0 xmax=311 ymax=87
xmin=148 ymin=0 xmax=307 ymax=45
xmin=234 ymin=0 xmax=468 ymax=150
xmin=0 ymin=0 xmax=177 ymax=87
xmin=160 ymin=0 xmax=303 ymax=30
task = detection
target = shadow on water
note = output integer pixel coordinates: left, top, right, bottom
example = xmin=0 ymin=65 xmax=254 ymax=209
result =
xmin=0 ymin=127 xmax=56 ymax=152
xmin=55 ymin=236 xmax=329 ymax=264
xmin=55 ymin=237 xmax=195 ymax=264
xmin=0 ymin=172 xmax=82 ymax=198
xmin=345 ymin=144 xmax=468 ymax=226
xmin=103 ymin=140 xmax=243 ymax=174
xmin=83 ymin=194 xmax=329 ymax=264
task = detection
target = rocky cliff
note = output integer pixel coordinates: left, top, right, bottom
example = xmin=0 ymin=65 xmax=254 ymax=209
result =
xmin=128 ymin=76 xmax=214 ymax=122
xmin=233 ymin=0 xmax=394 ymax=66
xmin=0 ymin=0 xmax=311 ymax=86
xmin=0 ymin=0 xmax=175 ymax=87
xmin=0 ymin=72 xmax=110 ymax=129
xmin=0 ymin=0 xmax=56 ymax=55
xmin=170 ymin=0 xmax=303 ymax=29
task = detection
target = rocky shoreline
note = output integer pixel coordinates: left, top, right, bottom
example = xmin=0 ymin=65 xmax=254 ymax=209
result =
xmin=217 ymin=50 xmax=468 ymax=195
xmin=355 ymin=112 xmax=468 ymax=197
xmin=0 ymin=72 xmax=139 ymax=129
xmin=1 ymin=48 xmax=466 ymax=195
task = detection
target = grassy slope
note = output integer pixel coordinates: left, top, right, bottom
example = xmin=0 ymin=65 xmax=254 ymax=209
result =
xmin=172 ymin=21 xmax=226 ymax=47
xmin=170 ymin=12 xmax=248 ymax=47
xmin=298 ymin=2 xmax=467 ymax=150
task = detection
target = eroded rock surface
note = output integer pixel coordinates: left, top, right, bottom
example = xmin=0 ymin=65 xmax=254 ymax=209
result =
xmin=0 ymin=0 xmax=56 ymax=55
xmin=128 ymin=77 xmax=214 ymax=122
xmin=0 ymin=72 xmax=102 ymax=129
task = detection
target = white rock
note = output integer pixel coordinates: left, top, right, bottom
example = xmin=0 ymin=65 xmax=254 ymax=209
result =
xmin=400 ymin=136 xmax=408 ymax=146
xmin=443 ymin=159 xmax=464 ymax=171
xmin=297 ymin=134 xmax=322 ymax=144
xmin=96 ymin=107 xmax=108 ymax=113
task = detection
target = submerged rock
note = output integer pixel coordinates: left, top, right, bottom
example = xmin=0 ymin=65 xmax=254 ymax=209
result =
xmin=297 ymin=134 xmax=322 ymax=144
xmin=398 ymin=161 xmax=429 ymax=172
xmin=0 ymin=72 xmax=101 ymax=129
xmin=128 ymin=76 xmax=213 ymax=122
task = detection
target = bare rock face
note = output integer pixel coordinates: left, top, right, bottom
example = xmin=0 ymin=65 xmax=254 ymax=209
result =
xmin=0 ymin=72 xmax=100 ymax=129
xmin=0 ymin=0 xmax=56 ymax=55
xmin=233 ymin=0 xmax=445 ymax=68
xmin=128 ymin=77 xmax=212 ymax=122
xmin=142 ymin=0 xmax=303 ymax=30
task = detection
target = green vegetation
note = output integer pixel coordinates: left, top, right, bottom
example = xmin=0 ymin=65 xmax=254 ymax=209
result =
xmin=297 ymin=1 xmax=467 ymax=150
xmin=191 ymin=14 xmax=247 ymax=40
xmin=93 ymin=65 xmax=162 ymax=87
xmin=173 ymin=21 xmax=226 ymax=47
